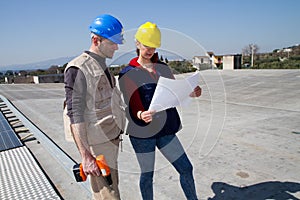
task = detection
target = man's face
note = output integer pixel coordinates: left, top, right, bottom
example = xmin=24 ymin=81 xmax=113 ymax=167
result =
xmin=97 ymin=37 xmax=119 ymax=59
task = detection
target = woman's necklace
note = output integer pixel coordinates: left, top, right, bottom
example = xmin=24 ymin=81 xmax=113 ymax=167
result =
xmin=141 ymin=63 xmax=158 ymax=80
xmin=138 ymin=59 xmax=158 ymax=80
xmin=138 ymin=59 xmax=154 ymax=72
xmin=141 ymin=63 xmax=154 ymax=72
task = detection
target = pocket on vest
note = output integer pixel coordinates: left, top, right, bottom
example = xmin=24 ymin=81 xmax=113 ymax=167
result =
xmin=86 ymin=115 xmax=119 ymax=145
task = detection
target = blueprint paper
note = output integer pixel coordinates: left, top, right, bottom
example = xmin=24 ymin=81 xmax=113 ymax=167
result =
xmin=148 ymin=72 xmax=200 ymax=112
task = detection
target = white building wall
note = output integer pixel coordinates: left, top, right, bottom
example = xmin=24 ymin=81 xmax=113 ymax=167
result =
xmin=223 ymin=56 xmax=234 ymax=70
xmin=33 ymin=76 xmax=40 ymax=84
xmin=193 ymin=56 xmax=210 ymax=64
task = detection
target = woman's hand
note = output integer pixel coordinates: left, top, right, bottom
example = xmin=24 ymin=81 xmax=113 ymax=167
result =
xmin=189 ymin=86 xmax=202 ymax=97
xmin=138 ymin=110 xmax=156 ymax=123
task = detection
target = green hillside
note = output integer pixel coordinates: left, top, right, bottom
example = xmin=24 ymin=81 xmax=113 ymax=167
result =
xmin=243 ymin=44 xmax=300 ymax=69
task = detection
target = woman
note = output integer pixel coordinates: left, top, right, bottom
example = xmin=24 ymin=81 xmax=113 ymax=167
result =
xmin=118 ymin=22 xmax=201 ymax=200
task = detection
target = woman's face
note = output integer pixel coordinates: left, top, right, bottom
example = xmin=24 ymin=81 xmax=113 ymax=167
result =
xmin=138 ymin=42 xmax=156 ymax=60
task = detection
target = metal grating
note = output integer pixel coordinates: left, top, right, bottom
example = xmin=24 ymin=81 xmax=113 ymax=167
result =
xmin=0 ymin=111 xmax=23 ymax=151
xmin=0 ymin=146 xmax=61 ymax=200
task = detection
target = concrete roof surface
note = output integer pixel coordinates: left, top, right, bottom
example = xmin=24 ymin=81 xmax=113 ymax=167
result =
xmin=0 ymin=69 xmax=299 ymax=200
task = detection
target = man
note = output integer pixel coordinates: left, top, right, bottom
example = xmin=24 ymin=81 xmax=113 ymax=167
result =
xmin=64 ymin=14 xmax=125 ymax=199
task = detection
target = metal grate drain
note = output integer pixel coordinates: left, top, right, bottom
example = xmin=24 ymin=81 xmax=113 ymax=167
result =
xmin=0 ymin=146 xmax=61 ymax=199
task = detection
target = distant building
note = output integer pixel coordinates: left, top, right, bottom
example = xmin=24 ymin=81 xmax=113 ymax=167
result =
xmin=192 ymin=52 xmax=242 ymax=70
xmin=192 ymin=52 xmax=218 ymax=70
xmin=193 ymin=56 xmax=211 ymax=65
xmin=4 ymin=74 xmax=64 ymax=84
xmin=33 ymin=74 xmax=64 ymax=83
xmin=223 ymin=54 xmax=242 ymax=70
xmin=4 ymin=76 xmax=33 ymax=84
xmin=213 ymin=55 xmax=223 ymax=68
xmin=109 ymin=64 xmax=120 ymax=68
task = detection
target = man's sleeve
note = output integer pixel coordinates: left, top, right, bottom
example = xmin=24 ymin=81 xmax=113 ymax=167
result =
xmin=64 ymin=67 xmax=86 ymax=124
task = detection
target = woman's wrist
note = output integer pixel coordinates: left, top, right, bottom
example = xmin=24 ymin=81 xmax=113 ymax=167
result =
xmin=137 ymin=111 xmax=143 ymax=119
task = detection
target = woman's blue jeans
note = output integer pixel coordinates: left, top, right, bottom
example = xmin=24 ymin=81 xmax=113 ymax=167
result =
xmin=130 ymin=134 xmax=198 ymax=200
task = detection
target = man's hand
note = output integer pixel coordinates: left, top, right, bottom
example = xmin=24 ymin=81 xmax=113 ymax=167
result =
xmin=82 ymin=154 xmax=101 ymax=177
xmin=71 ymin=123 xmax=101 ymax=177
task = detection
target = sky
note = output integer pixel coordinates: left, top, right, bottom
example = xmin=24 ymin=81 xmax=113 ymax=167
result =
xmin=0 ymin=0 xmax=299 ymax=67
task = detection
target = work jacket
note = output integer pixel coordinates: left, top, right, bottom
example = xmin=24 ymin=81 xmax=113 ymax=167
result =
xmin=118 ymin=56 xmax=181 ymax=138
xmin=66 ymin=52 xmax=125 ymax=145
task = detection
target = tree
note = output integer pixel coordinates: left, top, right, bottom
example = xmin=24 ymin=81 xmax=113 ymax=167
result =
xmin=48 ymin=65 xmax=59 ymax=74
xmin=160 ymin=55 xmax=164 ymax=61
xmin=242 ymin=44 xmax=259 ymax=67
xmin=19 ymin=70 xmax=28 ymax=76
xmin=5 ymin=70 xmax=14 ymax=76
xmin=168 ymin=60 xmax=196 ymax=74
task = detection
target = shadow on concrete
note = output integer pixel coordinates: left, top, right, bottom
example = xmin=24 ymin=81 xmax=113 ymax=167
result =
xmin=208 ymin=181 xmax=300 ymax=200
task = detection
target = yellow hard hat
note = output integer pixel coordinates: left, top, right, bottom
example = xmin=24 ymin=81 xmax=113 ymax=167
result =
xmin=135 ymin=22 xmax=161 ymax=48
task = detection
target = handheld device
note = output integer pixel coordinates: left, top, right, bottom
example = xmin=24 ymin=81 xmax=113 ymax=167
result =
xmin=73 ymin=155 xmax=112 ymax=185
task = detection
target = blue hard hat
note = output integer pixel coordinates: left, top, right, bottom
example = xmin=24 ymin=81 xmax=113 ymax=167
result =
xmin=89 ymin=14 xmax=124 ymax=44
